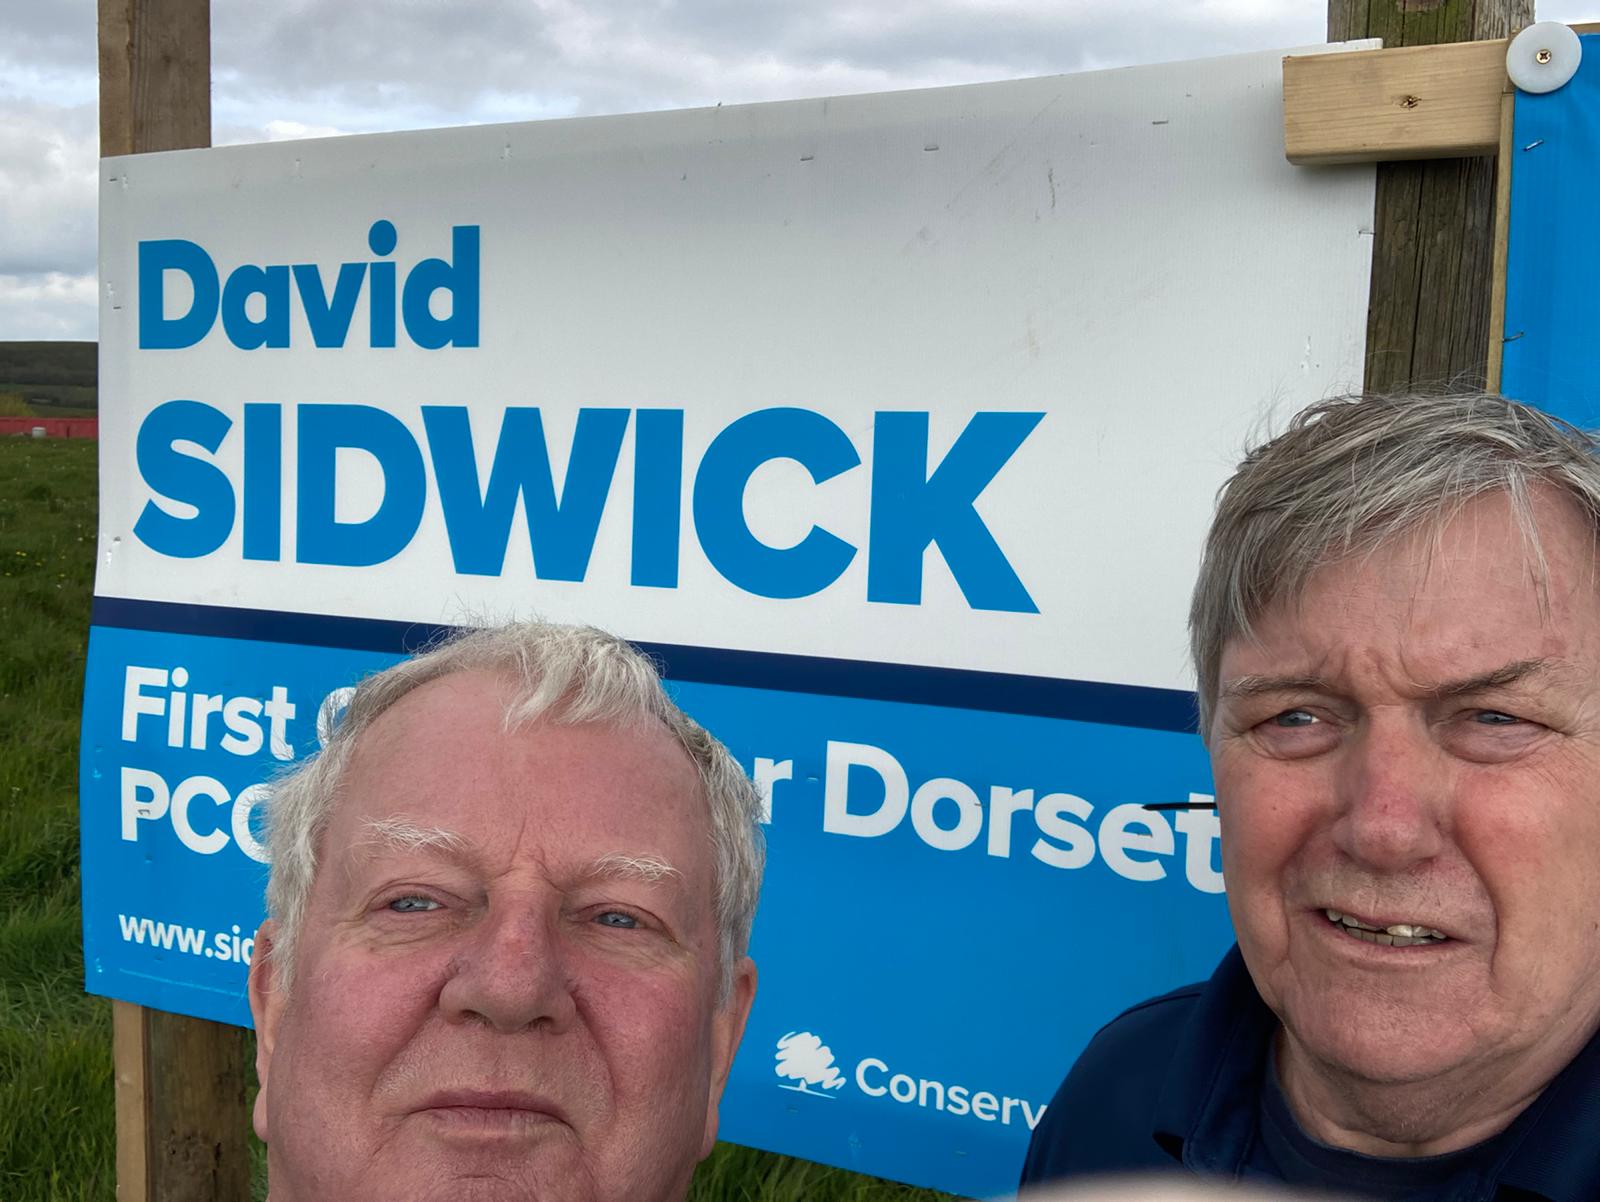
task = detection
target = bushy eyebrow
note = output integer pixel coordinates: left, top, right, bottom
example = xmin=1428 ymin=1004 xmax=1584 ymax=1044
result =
xmin=1220 ymin=658 xmax=1565 ymax=703
xmin=1220 ymin=674 xmax=1328 ymax=700
xmin=583 ymin=852 xmax=682 ymax=886
xmin=356 ymin=817 xmax=471 ymax=860
xmin=1431 ymin=658 xmax=1562 ymax=698
xmin=349 ymin=828 xmax=683 ymax=894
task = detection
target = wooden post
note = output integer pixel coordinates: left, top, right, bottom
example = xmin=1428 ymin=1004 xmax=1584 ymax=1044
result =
xmin=99 ymin=0 xmax=212 ymax=156
xmin=1328 ymin=0 xmax=1532 ymax=390
xmin=100 ymin=3 xmax=252 ymax=1200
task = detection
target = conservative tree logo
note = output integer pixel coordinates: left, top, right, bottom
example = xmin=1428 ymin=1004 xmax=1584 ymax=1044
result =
xmin=774 ymin=1031 xmax=846 ymax=1096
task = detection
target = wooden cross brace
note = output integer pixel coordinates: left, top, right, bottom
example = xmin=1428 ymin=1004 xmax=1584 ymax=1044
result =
xmin=1284 ymin=23 xmax=1600 ymax=164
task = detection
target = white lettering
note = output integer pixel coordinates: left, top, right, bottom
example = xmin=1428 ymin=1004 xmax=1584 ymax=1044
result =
xmin=120 ymin=666 xmax=290 ymax=758
xmin=850 ymin=1056 xmax=1046 ymax=1128
xmin=753 ymin=757 xmax=793 ymax=824
xmin=947 ymin=1084 xmax=971 ymax=1116
xmin=121 ymin=666 xmax=168 ymax=742
xmin=986 ymin=786 xmax=1034 ymax=858
xmin=1099 ymin=803 xmax=1174 ymax=882
xmin=171 ymin=775 xmax=231 ymax=854
xmin=220 ymin=696 xmax=264 ymax=756
xmin=855 ymin=1057 xmax=889 ymax=1097
xmin=909 ymin=777 xmax=983 ymax=851
xmin=316 ymin=685 xmax=356 ymax=747
xmin=1031 ymin=791 xmax=1095 ymax=869
xmin=265 ymin=686 xmax=296 ymax=761
xmin=121 ymin=767 xmax=169 ymax=840
xmin=166 ymin=681 xmax=188 ymax=748
xmin=188 ymin=692 xmax=225 ymax=750
xmin=823 ymin=742 xmax=908 ymax=838
xmin=1176 ymin=799 xmax=1225 ymax=893
xmin=232 ymin=783 xmax=271 ymax=863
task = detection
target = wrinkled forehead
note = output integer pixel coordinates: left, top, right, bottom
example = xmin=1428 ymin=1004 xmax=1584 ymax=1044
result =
xmin=321 ymin=671 xmax=709 ymax=869
xmin=1220 ymin=489 xmax=1600 ymax=673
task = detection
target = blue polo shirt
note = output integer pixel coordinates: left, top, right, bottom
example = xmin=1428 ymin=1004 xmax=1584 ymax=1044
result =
xmin=1019 ymin=946 xmax=1600 ymax=1201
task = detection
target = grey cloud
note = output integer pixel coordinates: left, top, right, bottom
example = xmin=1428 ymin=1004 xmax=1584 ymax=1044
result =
xmin=208 ymin=0 xmax=1325 ymax=130
xmin=0 ymin=273 xmax=98 ymax=340
xmin=0 ymin=0 xmax=95 ymax=76
xmin=0 ymin=98 xmax=98 ymax=278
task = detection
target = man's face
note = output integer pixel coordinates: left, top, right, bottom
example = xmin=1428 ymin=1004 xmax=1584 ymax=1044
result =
xmin=249 ymin=670 xmax=756 ymax=1202
xmin=1212 ymin=490 xmax=1600 ymax=1093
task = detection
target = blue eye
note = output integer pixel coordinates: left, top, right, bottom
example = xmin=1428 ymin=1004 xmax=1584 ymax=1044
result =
xmin=594 ymin=911 xmax=638 ymax=929
xmin=388 ymin=896 xmax=440 ymax=913
xmin=1272 ymin=710 xmax=1317 ymax=727
xmin=1473 ymin=710 xmax=1520 ymax=725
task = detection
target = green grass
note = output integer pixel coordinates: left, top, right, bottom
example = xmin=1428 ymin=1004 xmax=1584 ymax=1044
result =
xmin=8 ymin=386 xmax=98 ymax=414
xmin=0 ymin=437 xmax=958 ymax=1201
xmin=0 ymin=437 xmax=111 ymax=1201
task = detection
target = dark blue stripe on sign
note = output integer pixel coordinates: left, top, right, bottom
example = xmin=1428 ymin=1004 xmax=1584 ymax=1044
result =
xmin=90 ymin=596 xmax=1200 ymax=733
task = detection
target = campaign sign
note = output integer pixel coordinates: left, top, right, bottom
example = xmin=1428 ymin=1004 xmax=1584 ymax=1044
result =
xmin=87 ymin=46 xmax=1374 ymax=1196
xmin=1501 ymin=32 xmax=1600 ymax=428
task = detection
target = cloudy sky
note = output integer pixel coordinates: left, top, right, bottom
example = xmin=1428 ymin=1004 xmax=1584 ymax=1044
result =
xmin=3 ymin=0 xmax=1590 ymax=342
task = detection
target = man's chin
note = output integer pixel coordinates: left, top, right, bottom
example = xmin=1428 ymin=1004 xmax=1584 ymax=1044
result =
xmin=266 ymin=1141 xmax=598 ymax=1202
xmin=1282 ymin=1002 xmax=1485 ymax=1090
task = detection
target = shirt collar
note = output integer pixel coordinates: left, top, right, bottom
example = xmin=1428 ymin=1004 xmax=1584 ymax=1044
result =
xmin=1150 ymin=944 xmax=1276 ymax=1175
xmin=1494 ymin=1023 xmax=1600 ymax=1202
xmin=1150 ymin=944 xmax=1600 ymax=1201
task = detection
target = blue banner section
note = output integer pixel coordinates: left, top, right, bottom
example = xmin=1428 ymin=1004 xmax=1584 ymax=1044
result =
xmin=90 ymin=597 xmax=1201 ymax=733
xmin=81 ymin=617 xmax=1233 ymax=1196
xmin=687 ymin=681 xmax=1233 ymax=1195
xmin=1502 ymin=34 xmax=1600 ymax=424
xmin=79 ymin=626 xmax=394 ymax=1024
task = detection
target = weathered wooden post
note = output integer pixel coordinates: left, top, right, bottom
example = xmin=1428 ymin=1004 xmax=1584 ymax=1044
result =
xmin=1327 ymin=0 xmax=1533 ymax=390
xmin=99 ymin=2 xmax=253 ymax=1199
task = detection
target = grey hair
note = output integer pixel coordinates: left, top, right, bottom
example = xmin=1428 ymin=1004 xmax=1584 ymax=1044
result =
xmin=1189 ymin=392 xmax=1600 ymax=739
xmin=262 ymin=622 xmax=765 ymax=1002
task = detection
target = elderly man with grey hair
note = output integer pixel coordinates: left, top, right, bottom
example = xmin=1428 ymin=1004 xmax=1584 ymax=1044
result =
xmin=1022 ymin=393 xmax=1600 ymax=1200
xmin=247 ymin=623 xmax=764 ymax=1202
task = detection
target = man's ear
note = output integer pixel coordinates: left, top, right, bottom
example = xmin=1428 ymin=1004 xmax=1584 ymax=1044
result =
xmin=701 ymin=955 xmax=758 ymax=1157
xmin=248 ymin=920 xmax=286 ymax=1143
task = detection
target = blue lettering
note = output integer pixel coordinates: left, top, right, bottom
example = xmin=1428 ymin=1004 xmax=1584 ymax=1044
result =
xmin=868 ymin=411 xmax=1043 ymax=612
xmin=133 ymin=400 xmax=235 ymax=557
xmin=220 ymin=265 xmax=291 ymax=350
xmin=631 ymin=410 xmax=684 ymax=588
xmin=138 ymin=240 xmax=219 ymax=349
xmin=692 ymin=407 xmax=859 ymax=599
xmin=242 ymin=404 xmax=282 ymax=561
xmin=296 ymin=405 xmax=425 ymax=567
xmin=368 ymin=220 xmax=398 ymax=348
xmin=291 ymin=262 xmax=366 ymax=348
xmin=126 ymin=399 xmax=1040 ymax=613
xmin=402 ymin=226 xmax=479 ymax=349
xmin=135 ymin=222 xmax=477 ymax=350
xmin=422 ymin=406 xmax=628 ymax=580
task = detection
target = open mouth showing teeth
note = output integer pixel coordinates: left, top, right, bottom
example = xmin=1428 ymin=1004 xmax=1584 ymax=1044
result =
xmin=1324 ymin=909 xmax=1449 ymax=947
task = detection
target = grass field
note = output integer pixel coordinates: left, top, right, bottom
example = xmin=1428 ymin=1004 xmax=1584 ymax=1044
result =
xmin=0 ymin=436 xmax=958 ymax=1201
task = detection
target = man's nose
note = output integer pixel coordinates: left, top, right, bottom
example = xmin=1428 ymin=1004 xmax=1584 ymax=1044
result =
xmin=1328 ymin=713 xmax=1448 ymax=872
xmin=438 ymin=901 xmax=579 ymax=1033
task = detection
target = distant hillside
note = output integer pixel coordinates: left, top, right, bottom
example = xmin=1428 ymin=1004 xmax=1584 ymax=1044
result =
xmin=0 ymin=341 xmax=97 ymax=412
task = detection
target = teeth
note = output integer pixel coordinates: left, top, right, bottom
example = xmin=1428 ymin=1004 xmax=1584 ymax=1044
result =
xmin=1324 ymin=909 xmax=1447 ymax=943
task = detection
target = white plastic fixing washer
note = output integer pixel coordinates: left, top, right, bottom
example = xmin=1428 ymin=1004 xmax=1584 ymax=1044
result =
xmin=1506 ymin=21 xmax=1582 ymax=94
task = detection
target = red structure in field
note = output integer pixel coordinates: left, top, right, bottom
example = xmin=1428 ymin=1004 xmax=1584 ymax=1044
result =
xmin=0 ymin=417 xmax=98 ymax=439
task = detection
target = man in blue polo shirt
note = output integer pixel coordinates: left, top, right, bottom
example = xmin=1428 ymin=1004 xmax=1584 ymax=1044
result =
xmin=1021 ymin=393 xmax=1600 ymax=1201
